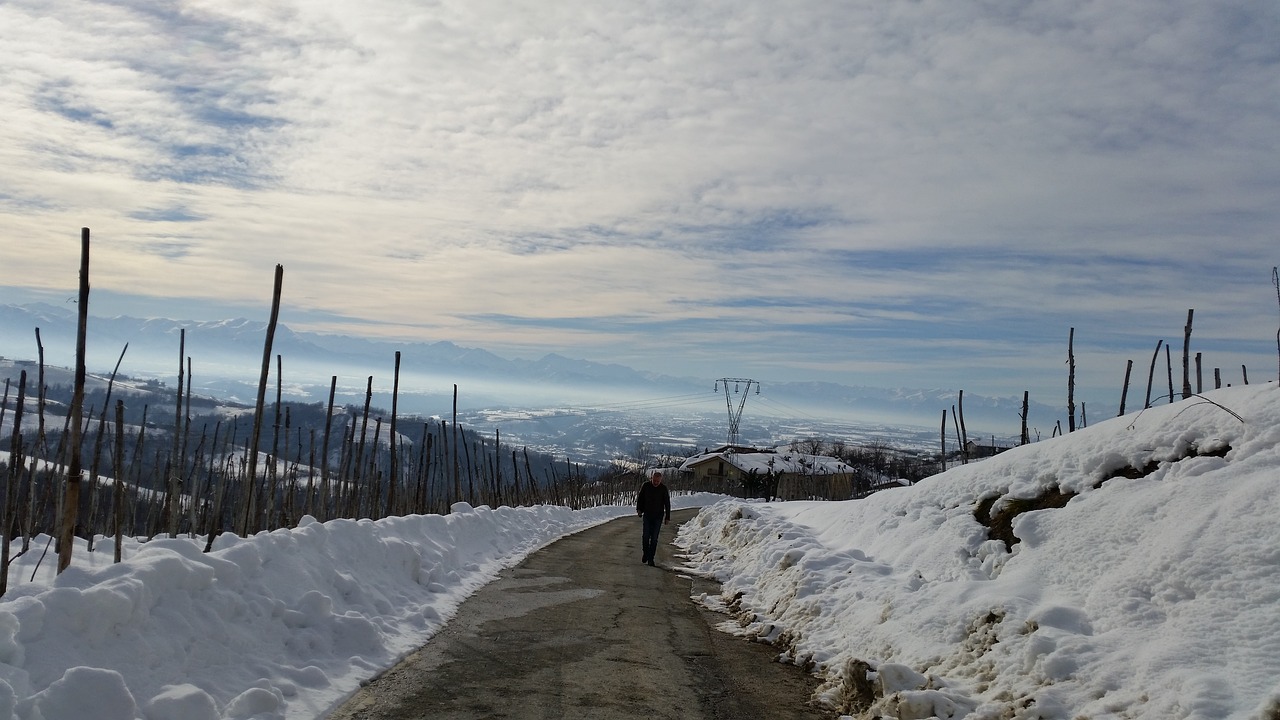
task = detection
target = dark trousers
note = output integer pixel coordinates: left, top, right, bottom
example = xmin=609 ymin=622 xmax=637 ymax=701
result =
xmin=641 ymin=514 xmax=664 ymax=563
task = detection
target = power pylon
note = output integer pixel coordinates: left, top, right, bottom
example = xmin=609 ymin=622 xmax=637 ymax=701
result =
xmin=714 ymin=377 xmax=759 ymax=446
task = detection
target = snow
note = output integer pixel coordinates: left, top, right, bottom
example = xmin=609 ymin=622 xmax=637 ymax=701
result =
xmin=677 ymin=383 xmax=1280 ymax=719
xmin=679 ymin=448 xmax=855 ymax=476
xmin=0 ymin=495 xmax=720 ymax=720
xmin=1 ymin=382 xmax=1278 ymax=719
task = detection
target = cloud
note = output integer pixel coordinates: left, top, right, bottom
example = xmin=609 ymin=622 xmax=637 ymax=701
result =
xmin=0 ymin=0 xmax=1277 ymax=405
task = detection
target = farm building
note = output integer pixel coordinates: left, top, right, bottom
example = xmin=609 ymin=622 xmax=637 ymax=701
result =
xmin=678 ymin=446 xmax=857 ymax=500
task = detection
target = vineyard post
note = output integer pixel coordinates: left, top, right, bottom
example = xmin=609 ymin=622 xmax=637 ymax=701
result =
xmin=26 ymin=329 xmax=46 ymax=552
xmin=1066 ymin=327 xmax=1076 ymax=432
xmin=2 ymin=371 xmax=27 ymax=596
xmin=58 ymin=228 xmax=90 ymax=573
xmin=452 ymin=384 xmax=460 ymax=508
xmin=1020 ymin=391 xmax=1030 ymax=445
xmin=939 ymin=410 xmax=946 ymax=472
xmin=320 ymin=376 xmax=337 ymax=522
xmin=1273 ymin=267 xmax=1279 ymax=381
xmin=87 ymin=343 xmax=128 ymax=547
xmin=1181 ymin=309 xmax=1193 ymax=400
xmin=355 ymin=377 xmax=372 ymax=516
xmin=240 ymin=263 xmax=283 ymax=537
xmin=113 ymin=399 xmax=124 ymax=563
xmin=168 ymin=329 xmax=185 ymax=537
xmin=268 ymin=354 xmax=283 ymax=530
xmin=1144 ymin=339 xmax=1163 ymax=408
xmin=387 ymin=351 xmax=401 ymax=517
xmin=1118 ymin=359 xmax=1133 ymax=416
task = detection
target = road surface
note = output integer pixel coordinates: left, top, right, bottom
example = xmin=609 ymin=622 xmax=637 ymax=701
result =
xmin=325 ymin=508 xmax=830 ymax=719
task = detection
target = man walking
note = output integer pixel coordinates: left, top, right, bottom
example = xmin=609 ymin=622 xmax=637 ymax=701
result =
xmin=636 ymin=470 xmax=671 ymax=566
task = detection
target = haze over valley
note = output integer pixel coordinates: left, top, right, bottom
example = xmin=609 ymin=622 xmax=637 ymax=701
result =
xmin=1 ymin=302 xmax=1066 ymax=464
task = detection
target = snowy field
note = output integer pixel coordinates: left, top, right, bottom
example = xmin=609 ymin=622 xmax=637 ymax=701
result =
xmin=1 ymin=381 xmax=1277 ymax=719
xmin=678 ymin=382 xmax=1280 ymax=719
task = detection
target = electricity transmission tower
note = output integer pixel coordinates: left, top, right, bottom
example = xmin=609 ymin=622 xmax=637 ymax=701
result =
xmin=714 ymin=378 xmax=759 ymax=446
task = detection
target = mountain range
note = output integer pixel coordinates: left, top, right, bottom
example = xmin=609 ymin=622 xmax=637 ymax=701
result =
xmin=0 ymin=302 xmax=1075 ymax=439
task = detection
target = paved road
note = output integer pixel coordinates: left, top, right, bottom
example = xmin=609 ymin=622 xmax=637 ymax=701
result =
xmin=326 ymin=508 xmax=830 ymax=719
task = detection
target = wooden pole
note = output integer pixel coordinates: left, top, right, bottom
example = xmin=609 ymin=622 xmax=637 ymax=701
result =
xmin=387 ymin=351 xmax=401 ymax=517
xmin=1181 ymin=309 xmax=1194 ymax=400
xmin=1144 ymin=339 xmax=1163 ymax=409
xmin=320 ymin=376 xmax=337 ymax=521
xmin=167 ymin=329 xmax=185 ymax=537
xmin=1118 ymin=359 xmax=1133 ymax=416
xmin=1066 ymin=327 xmax=1076 ymax=432
xmin=240 ymin=264 xmax=283 ymax=537
xmin=113 ymin=399 xmax=125 ymax=563
xmin=1020 ymin=391 xmax=1030 ymax=445
xmin=58 ymin=228 xmax=90 ymax=573
xmin=452 ymin=385 xmax=461 ymax=507
xmin=2 ymin=372 xmax=27 ymax=595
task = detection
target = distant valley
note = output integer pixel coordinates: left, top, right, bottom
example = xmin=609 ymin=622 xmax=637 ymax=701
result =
xmin=0 ymin=302 xmax=1075 ymax=462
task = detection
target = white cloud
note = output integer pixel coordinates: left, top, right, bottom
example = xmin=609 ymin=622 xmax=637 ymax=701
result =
xmin=0 ymin=0 xmax=1277 ymax=404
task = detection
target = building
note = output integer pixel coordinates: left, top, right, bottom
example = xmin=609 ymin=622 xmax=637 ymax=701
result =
xmin=678 ymin=446 xmax=857 ymax=500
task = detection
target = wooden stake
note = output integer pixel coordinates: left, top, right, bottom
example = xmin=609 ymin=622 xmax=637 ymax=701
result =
xmin=240 ymin=264 xmax=284 ymax=537
xmin=1181 ymin=309 xmax=1194 ymax=400
xmin=58 ymin=228 xmax=90 ymax=573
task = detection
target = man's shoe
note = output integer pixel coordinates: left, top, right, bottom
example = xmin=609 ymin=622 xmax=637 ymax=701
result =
xmin=647 ymin=560 xmax=656 ymax=566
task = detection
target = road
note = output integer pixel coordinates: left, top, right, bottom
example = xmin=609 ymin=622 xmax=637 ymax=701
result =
xmin=325 ymin=508 xmax=831 ymax=719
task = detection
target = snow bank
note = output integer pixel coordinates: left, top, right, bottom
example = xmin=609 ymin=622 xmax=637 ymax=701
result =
xmin=0 ymin=493 xmax=721 ymax=720
xmin=676 ymin=384 xmax=1280 ymax=719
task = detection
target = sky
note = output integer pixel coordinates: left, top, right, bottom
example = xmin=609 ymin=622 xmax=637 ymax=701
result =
xmin=1 ymin=381 xmax=1275 ymax=719
xmin=1 ymin=0 xmax=1279 ymax=405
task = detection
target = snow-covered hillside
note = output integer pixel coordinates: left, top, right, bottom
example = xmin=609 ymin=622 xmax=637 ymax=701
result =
xmin=677 ymin=382 xmax=1280 ymax=719
xmin=0 ymin=382 xmax=1275 ymax=719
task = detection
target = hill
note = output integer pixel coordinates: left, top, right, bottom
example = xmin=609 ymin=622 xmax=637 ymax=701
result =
xmin=678 ymin=381 xmax=1280 ymax=717
xmin=0 ymin=383 xmax=1272 ymax=719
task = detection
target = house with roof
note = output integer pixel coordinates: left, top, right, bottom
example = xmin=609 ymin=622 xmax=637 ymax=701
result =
xmin=677 ymin=446 xmax=857 ymax=500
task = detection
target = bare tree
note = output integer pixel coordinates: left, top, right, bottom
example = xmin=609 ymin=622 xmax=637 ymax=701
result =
xmin=792 ymin=437 xmax=826 ymax=455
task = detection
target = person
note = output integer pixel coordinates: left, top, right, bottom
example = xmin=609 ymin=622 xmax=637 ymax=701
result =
xmin=636 ymin=470 xmax=671 ymax=566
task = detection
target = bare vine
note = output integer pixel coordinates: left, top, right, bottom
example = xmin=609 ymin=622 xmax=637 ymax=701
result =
xmin=1126 ymin=393 xmax=1245 ymax=431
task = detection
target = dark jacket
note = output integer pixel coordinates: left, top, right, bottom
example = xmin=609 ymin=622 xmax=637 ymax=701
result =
xmin=636 ymin=481 xmax=671 ymax=520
